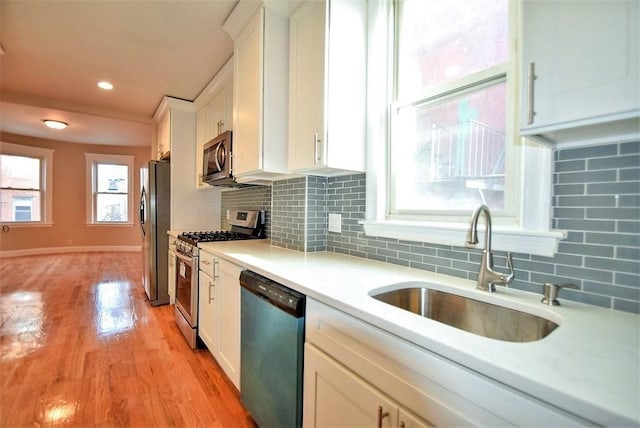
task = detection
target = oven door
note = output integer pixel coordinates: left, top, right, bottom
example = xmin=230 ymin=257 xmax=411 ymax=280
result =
xmin=175 ymin=251 xmax=198 ymax=327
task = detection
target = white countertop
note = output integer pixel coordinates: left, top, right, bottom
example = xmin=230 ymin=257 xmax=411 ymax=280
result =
xmin=198 ymin=240 xmax=640 ymax=426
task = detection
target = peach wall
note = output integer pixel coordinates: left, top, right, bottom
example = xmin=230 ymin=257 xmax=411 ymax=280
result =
xmin=0 ymin=132 xmax=152 ymax=254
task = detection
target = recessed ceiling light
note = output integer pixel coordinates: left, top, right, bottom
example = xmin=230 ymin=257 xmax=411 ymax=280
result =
xmin=43 ymin=120 xmax=68 ymax=130
xmin=97 ymin=81 xmax=114 ymax=90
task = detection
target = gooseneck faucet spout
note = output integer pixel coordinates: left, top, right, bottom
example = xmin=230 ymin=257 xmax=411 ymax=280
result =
xmin=467 ymin=205 xmax=514 ymax=292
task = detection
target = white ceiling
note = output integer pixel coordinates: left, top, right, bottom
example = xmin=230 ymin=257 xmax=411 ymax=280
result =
xmin=0 ymin=0 xmax=238 ymax=146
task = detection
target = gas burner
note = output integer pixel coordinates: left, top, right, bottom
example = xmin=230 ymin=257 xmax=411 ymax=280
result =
xmin=178 ymin=230 xmax=256 ymax=244
xmin=176 ymin=210 xmax=266 ymax=249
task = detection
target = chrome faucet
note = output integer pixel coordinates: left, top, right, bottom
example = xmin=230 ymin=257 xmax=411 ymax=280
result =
xmin=466 ymin=205 xmax=514 ymax=292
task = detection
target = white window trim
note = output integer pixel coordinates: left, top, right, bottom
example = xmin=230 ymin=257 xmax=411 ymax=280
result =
xmin=363 ymin=0 xmax=566 ymax=257
xmin=0 ymin=142 xmax=54 ymax=226
xmin=85 ymin=153 xmax=135 ymax=226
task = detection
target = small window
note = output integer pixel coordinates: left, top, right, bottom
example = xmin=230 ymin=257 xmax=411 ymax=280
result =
xmin=0 ymin=143 xmax=54 ymax=225
xmin=391 ymin=0 xmax=512 ymax=216
xmin=85 ymin=153 xmax=134 ymax=225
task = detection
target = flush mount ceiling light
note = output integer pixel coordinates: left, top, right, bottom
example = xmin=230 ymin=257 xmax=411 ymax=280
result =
xmin=43 ymin=119 xmax=68 ymax=130
xmin=97 ymin=81 xmax=114 ymax=90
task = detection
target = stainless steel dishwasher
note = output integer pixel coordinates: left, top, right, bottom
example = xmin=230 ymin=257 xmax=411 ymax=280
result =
xmin=239 ymin=270 xmax=305 ymax=428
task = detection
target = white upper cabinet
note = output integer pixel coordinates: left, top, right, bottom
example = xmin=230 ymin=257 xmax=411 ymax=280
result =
xmin=223 ymin=1 xmax=289 ymax=184
xmin=195 ymin=58 xmax=233 ymax=188
xmin=156 ymin=110 xmax=171 ymax=160
xmin=520 ymin=0 xmax=639 ymax=146
xmin=288 ymin=0 xmax=366 ymax=175
xmin=153 ymin=96 xmax=222 ymax=231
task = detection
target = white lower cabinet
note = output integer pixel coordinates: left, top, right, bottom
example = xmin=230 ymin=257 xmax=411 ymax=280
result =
xmin=304 ymin=344 xmax=428 ymax=428
xmin=167 ymin=247 xmax=176 ymax=305
xmin=197 ymin=250 xmax=242 ymax=390
xmin=197 ymin=262 xmax=217 ymax=351
xmin=304 ymin=299 xmax=588 ymax=427
xmin=215 ymin=259 xmax=242 ymax=389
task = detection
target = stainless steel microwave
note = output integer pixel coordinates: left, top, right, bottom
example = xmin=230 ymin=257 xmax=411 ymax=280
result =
xmin=202 ymin=131 xmax=241 ymax=187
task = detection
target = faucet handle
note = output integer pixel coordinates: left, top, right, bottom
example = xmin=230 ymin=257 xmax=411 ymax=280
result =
xmin=503 ymin=252 xmax=514 ymax=285
xmin=541 ymin=282 xmax=577 ymax=306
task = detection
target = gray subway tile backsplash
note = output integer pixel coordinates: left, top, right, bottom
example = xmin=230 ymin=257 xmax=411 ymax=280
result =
xmin=558 ymin=144 xmax=618 ymax=160
xmin=221 ymin=141 xmax=639 ymax=314
xmin=588 ymin=182 xmax=639 ymax=194
xmin=588 ymin=154 xmax=640 ymax=170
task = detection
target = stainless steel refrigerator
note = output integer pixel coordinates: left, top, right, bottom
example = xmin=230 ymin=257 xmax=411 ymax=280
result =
xmin=139 ymin=160 xmax=170 ymax=306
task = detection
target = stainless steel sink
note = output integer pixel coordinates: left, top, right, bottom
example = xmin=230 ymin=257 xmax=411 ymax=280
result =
xmin=371 ymin=287 xmax=558 ymax=342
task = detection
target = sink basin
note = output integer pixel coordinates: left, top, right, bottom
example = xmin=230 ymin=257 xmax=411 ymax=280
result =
xmin=371 ymin=286 xmax=558 ymax=342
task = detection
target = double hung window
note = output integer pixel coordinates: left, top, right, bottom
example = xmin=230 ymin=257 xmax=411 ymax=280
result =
xmin=364 ymin=0 xmax=563 ymax=256
xmin=392 ymin=0 xmax=514 ymax=217
xmin=0 ymin=143 xmax=54 ymax=225
xmin=85 ymin=153 xmax=134 ymax=225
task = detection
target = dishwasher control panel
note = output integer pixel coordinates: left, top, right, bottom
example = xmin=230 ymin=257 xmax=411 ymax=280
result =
xmin=240 ymin=270 xmax=305 ymax=317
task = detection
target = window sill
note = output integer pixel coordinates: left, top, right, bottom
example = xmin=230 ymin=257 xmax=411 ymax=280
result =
xmin=85 ymin=222 xmax=134 ymax=228
xmin=361 ymin=220 xmax=566 ymax=257
xmin=1 ymin=222 xmax=53 ymax=228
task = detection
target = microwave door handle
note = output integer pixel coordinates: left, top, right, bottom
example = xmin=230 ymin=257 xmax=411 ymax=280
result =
xmin=214 ymin=143 xmax=222 ymax=171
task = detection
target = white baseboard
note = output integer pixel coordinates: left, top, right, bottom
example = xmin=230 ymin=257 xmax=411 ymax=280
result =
xmin=0 ymin=245 xmax=142 ymax=258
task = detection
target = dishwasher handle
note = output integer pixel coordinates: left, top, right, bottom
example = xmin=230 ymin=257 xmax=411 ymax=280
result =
xmin=240 ymin=270 xmax=305 ymax=318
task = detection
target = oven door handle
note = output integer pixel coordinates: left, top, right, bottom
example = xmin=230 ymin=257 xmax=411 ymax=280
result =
xmin=175 ymin=251 xmax=194 ymax=265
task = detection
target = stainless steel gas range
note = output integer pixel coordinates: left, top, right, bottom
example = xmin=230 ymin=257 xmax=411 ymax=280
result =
xmin=173 ymin=210 xmax=266 ymax=348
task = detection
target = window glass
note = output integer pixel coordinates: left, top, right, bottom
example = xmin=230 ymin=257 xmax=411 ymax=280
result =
xmin=391 ymin=0 xmax=510 ymax=215
xmin=0 ymin=154 xmax=42 ymax=222
xmin=97 ymin=164 xmax=128 ymax=193
xmin=96 ymin=193 xmax=128 ymax=222
xmin=392 ymin=81 xmax=506 ymax=211
xmin=94 ymin=163 xmax=129 ymax=223
xmin=397 ymin=0 xmax=509 ymax=98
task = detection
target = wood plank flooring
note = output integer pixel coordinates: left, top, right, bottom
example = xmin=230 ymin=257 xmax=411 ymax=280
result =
xmin=0 ymin=252 xmax=256 ymax=427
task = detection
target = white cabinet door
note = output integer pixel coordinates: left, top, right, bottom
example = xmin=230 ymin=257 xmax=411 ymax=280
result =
xmin=228 ymin=6 xmax=288 ymax=181
xmin=288 ymin=0 xmax=325 ymax=172
xmin=288 ymin=0 xmax=366 ymax=175
xmin=167 ymin=249 xmax=176 ymax=304
xmin=233 ymin=9 xmax=262 ymax=176
xmin=520 ymin=0 xmax=639 ymax=141
xmin=211 ymin=83 xmax=233 ymax=136
xmin=304 ymin=344 xmax=400 ymax=428
xmin=198 ymin=268 xmax=217 ymax=351
xmin=215 ymin=259 xmax=242 ymax=390
xmin=196 ymin=103 xmax=215 ymax=147
xmin=156 ymin=110 xmax=171 ymax=160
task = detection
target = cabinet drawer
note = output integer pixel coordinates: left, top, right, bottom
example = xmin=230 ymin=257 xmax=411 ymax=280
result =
xmin=199 ymin=251 xmax=216 ymax=278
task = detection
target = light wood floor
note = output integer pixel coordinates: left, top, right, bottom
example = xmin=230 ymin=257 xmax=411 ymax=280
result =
xmin=0 ymin=252 xmax=256 ymax=427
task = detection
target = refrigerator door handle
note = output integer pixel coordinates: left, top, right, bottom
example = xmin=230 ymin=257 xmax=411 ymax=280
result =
xmin=139 ymin=187 xmax=146 ymax=236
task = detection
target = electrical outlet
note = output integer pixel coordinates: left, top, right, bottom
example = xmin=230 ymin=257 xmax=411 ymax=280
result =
xmin=67 ymin=239 xmax=73 ymax=245
xmin=328 ymin=213 xmax=341 ymax=233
